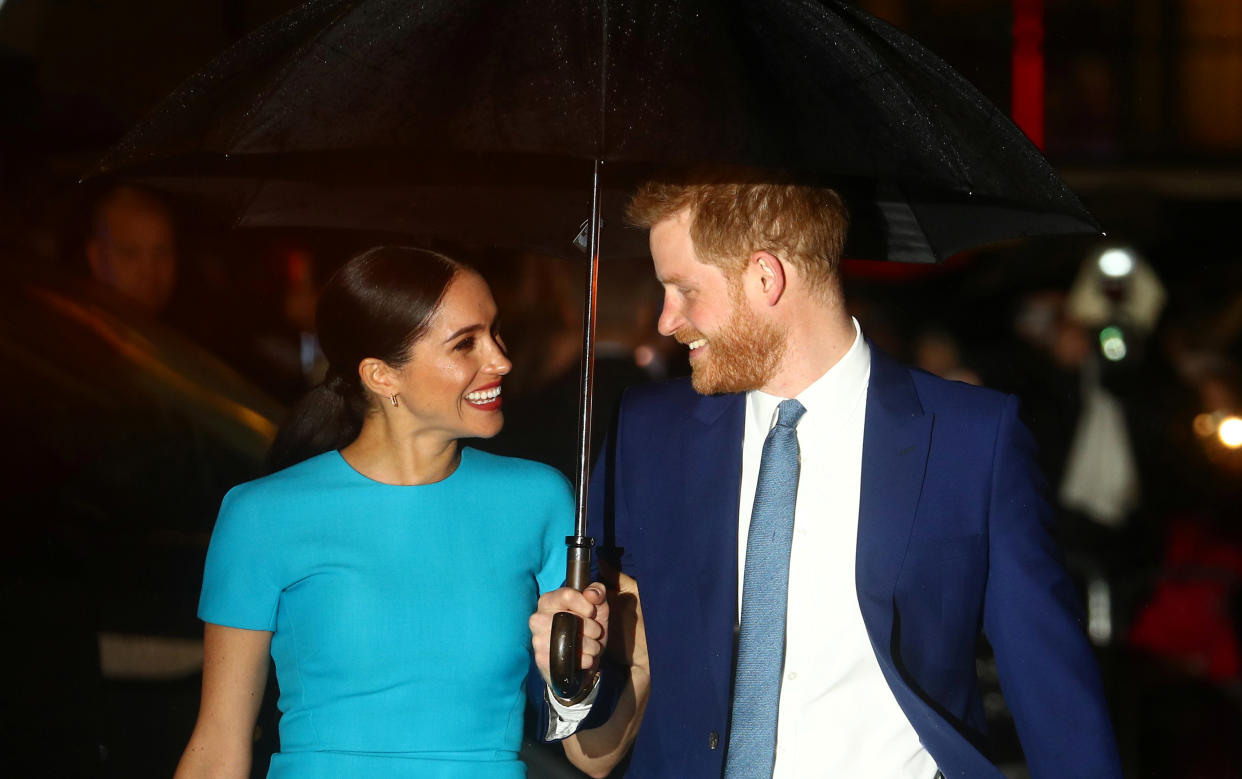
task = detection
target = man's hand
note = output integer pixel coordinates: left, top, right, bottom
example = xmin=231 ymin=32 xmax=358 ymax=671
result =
xmin=530 ymin=583 xmax=610 ymax=688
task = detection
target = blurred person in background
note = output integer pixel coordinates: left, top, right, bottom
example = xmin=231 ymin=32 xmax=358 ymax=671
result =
xmin=912 ymin=324 xmax=982 ymax=385
xmin=0 ymin=222 xmax=282 ymax=774
xmin=85 ymin=183 xmax=178 ymax=314
xmin=1122 ymin=355 xmax=1242 ymax=779
xmin=248 ymin=246 xmax=329 ymax=403
xmin=597 ymin=255 xmax=680 ymax=385
xmin=176 ymin=246 xmax=642 ymax=778
xmin=475 ymin=253 xmax=660 ymax=478
xmin=993 ymin=259 xmax=1242 ymax=777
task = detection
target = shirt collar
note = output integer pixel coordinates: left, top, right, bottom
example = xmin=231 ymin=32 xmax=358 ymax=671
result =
xmin=747 ymin=317 xmax=870 ymax=431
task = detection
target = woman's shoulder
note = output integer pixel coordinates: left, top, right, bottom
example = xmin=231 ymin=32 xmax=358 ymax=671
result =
xmin=462 ymin=448 xmax=572 ymax=496
xmin=223 ymin=451 xmax=345 ymax=511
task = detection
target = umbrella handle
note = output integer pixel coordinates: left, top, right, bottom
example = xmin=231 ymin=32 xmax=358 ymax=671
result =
xmin=548 ymin=536 xmax=593 ymax=702
xmin=550 ymin=158 xmax=602 ymax=703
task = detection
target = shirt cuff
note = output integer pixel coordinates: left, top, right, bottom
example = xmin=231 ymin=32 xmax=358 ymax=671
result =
xmin=543 ymin=680 xmax=600 ymax=741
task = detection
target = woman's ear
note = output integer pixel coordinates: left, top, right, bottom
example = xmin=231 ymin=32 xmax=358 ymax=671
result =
xmin=357 ymin=358 xmax=398 ymax=400
xmin=750 ymin=251 xmax=786 ymax=307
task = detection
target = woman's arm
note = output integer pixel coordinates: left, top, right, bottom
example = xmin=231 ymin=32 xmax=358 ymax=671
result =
xmin=174 ymin=623 xmax=273 ymax=779
xmin=562 ymin=571 xmax=650 ymax=779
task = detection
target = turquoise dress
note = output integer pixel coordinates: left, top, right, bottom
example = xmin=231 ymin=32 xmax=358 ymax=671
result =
xmin=199 ymin=447 xmax=572 ymax=778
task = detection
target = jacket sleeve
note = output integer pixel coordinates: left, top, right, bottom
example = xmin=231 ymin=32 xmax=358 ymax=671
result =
xmin=982 ymin=394 xmax=1123 ymax=779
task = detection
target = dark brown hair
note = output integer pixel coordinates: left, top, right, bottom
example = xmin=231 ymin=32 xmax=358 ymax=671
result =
xmin=266 ymin=246 xmax=462 ymax=471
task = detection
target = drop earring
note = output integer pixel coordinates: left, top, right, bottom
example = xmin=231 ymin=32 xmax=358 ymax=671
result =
xmin=390 ymin=394 xmax=399 ymax=407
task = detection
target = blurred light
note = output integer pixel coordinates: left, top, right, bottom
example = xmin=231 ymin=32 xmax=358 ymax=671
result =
xmin=1220 ymin=417 xmax=1242 ymax=449
xmin=286 ymin=249 xmax=313 ymax=284
xmin=1011 ymin=0 xmax=1045 ymax=149
xmin=1099 ymin=326 xmax=1127 ymax=361
xmin=634 ymin=344 xmax=655 ymax=368
xmin=1097 ymin=248 xmax=1135 ymax=279
xmin=1087 ymin=575 xmax=1112 ymax=645
xmin=1194 ymin=413 xmax=1217 ymax=437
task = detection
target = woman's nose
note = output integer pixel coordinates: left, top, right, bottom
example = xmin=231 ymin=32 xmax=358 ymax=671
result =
xmin=488 ymin=343 xmax=512 ymax=375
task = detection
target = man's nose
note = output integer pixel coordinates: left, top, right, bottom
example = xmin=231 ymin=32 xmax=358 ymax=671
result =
xmin=657 ymin=294 xmax=682 ymax=337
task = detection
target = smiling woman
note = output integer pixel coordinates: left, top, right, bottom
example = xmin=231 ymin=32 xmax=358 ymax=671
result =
xmin=265 ymin=245 xmax=473 ymax=473
xmin=174 ymin=246 xmax=593 ymax=779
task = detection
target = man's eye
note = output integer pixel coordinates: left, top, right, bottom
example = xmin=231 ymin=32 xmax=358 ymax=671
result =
xmin=454 ymin=336 xmax=476 ymax=352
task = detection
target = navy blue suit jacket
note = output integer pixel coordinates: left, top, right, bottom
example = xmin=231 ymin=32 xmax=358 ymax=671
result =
xmin=585 ymin=347 xmax=1122 ymax=778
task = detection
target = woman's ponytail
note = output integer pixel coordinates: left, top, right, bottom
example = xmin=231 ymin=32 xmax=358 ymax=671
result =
xmin=264 ymin=371 xmax=367 ymax=473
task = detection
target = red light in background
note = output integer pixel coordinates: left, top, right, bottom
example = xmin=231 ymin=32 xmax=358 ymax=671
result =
xmin=286 ymin=249 xmax=313 ymax=285
xmin=1012 ymin=0 xmax=1045 ymax=150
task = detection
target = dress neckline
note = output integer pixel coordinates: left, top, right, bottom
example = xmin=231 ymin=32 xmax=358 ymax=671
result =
xmin=332 ymin=446 xmax=472 ymax=488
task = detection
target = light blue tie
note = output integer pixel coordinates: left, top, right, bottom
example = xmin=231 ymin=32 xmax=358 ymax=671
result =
xmin=725 ymin=398 xmax=806 ymax=779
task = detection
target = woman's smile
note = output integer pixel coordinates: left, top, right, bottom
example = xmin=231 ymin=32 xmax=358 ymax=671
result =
xmin=465 ymin=381 xmax=503 ymax=410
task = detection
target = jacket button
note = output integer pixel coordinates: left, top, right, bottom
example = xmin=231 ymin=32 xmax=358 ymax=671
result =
xmin=708 ymin=731 xmax=719 ymax=750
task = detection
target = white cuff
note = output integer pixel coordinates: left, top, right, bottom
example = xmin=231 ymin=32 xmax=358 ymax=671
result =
xmin=543 ymin=680 xmax=600 ymax=741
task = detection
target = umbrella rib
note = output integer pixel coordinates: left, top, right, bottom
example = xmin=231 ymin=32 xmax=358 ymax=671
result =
xmin=220 ymin=0 xmax=362 ymax=154
xmin=832 ymin=3 xmax=972 ymax=188
xmin=219 ymin=1 xmax=366 ymax=226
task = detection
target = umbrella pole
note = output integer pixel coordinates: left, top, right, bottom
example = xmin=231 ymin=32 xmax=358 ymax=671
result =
xmin=548 ymin=159 xmax=604 ymax=702
xmin=572 ymin=158 xmax=603 ymax=550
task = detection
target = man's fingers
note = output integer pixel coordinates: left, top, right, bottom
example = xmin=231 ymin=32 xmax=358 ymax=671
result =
xmin=580 ymin=615 xmax=604 ymax=641
xmin=537 ymin=586 xmax=603 ymax=619
xmin=579 ymin=637 xmax=603 ymax=667
xmin=529 ymin=612 xmax=553 ymax=639
xmin=530 ymin=582 xmax=612 ymax=681
xmin=583 ymin=582 xmax=607 ymax=604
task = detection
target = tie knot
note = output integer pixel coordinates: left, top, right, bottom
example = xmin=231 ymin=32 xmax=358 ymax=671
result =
xmin=775 ymin=398 xmax=806 ymax=429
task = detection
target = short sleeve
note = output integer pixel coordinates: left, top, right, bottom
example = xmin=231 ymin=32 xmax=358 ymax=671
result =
xmin=198 ymin=485 xmax=284 ymax=630
xmin=535 ymin=472 xmax=575 ymax=595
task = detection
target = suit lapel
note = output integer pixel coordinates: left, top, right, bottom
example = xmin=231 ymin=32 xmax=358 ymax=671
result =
xmin=680 ymin=391 xmax=745 ymax=716
xmin=657 ymin=359 xmax=935 ymax=739
xmin=855 ymin=348 xmax=1009 ymax=778
xmin=674 ymin=355 xmax=932 ymax=712
xmin=856 ymin=347 xmax=933 ymax=621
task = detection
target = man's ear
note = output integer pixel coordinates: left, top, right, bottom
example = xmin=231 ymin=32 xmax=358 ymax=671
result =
xmin=358 ymin=357 xmax=399 ymax=400
xmin=750 ymin=251 xmax=786 ymax=307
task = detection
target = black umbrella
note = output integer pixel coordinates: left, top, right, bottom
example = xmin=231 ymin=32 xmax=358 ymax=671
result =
xmin=97 ymin=0 xmax=1096 ymax=261
xmin=94 ymin=0 xmax=1099 ymax=699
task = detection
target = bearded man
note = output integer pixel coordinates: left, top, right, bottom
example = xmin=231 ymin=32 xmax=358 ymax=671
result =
xmin=531 ymin=173 xmax=1123 ymax=779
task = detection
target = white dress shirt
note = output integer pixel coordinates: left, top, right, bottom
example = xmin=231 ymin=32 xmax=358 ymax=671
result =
xmin=739 ymin=319 xmax=938 ymax=778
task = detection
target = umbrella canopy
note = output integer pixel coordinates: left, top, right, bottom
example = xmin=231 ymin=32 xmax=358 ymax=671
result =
xmin=96 ymin=0 xmax=1097 ymax=263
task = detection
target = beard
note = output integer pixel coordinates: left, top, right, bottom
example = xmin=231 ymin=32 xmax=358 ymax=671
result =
xmin=678 ymin=288 xmax=786 ymax=395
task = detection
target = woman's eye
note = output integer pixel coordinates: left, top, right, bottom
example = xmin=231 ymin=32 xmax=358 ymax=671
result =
xmin=454 ymin=336 xmax=476 ymax=352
